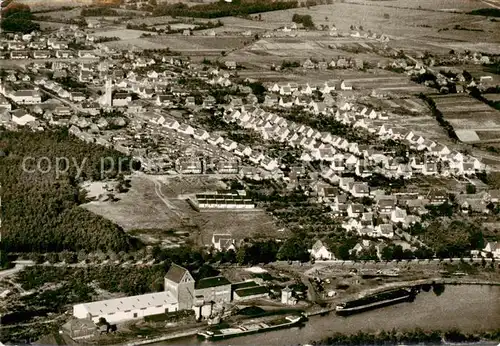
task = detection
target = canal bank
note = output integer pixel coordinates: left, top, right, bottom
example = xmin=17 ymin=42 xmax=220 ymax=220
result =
xmin=154 ymin=284 xmax=499 ymax=346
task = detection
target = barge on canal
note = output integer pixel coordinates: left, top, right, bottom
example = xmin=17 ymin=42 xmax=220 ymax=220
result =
xmin=197 ymin=315 xmax=305 ymax=340
xmin=336 ymin=287 xmax=416 ymax=315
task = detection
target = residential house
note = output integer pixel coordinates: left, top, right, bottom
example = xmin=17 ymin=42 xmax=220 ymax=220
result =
xmin=70 ymin=92 xmax=86 ymax=102
xmin=112 ymin=93 xmax=131 ymax=107
xmin=391 ymin=207 xmax=407 ymax=224
xmin=220 ymin=139 xmax=237 ymax=152
xmin=309 ymin=240 xmax=335 ymax=260
xmin=339 ymin=177 xmax=355 ymax=192
xmin=454 ymin=161 xmax=475 ymax=176
xmin=212 ymin=233 xmax=236 ymax=251
xmin=422 ymin=161 xmax=438 ymax=176
xmin=303 ymin=59 xmax=315 ymax=69
xmin=177 ymin=124 xmax=194 ymax=136
xmin=225 ymin=61 xmax=237 ymax=70
xmin=482 ymin=242 xmax=500 ymax=259
xmin=185 ymin=96 xmax=196 ymax=107
xmin=261 ymin=156 xmax=279 ymax=171
xmin=374 ymin=224 xmax=394 ymax=239
xmin=12 ymin=112 xmax=36 ymax=126
xmin=249 ymin=151 xmax=264 ymax=164
xmin=377 ymin=198 xmax=396 ymax=214
xmin=9 ymin=90 xmax=41 ymax=104
xmin=177 ymin=157 xmax=202 ymax=174
xmin=340 ymin=80 xmax=353 ymax=90
xmin=351 ymin=182 xmax=369 ymax=198
xmin=234 ymin=144 xmax=252 ymax=157
xmin=426 ymin=189 xmax=448 ymax=205
xmin=347 ymin=203 xmax=364 ymax=218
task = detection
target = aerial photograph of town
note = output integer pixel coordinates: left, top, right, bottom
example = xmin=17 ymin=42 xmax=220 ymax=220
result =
xmin=0 ymin=0 xmax=499 ymax=344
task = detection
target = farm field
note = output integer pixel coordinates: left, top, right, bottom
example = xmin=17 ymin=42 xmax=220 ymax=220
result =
xmin=484 ymin=94 xmax=500 ymax=102
xmin=347 ymin=0 xmax=491 ymax=12
xmin=104 ymin=35 xmax=254 ymax=53
xmin=93 ymin=29 xmax=157 ymax=40
xmin=432 ymin=94 xmax=500 ymax=130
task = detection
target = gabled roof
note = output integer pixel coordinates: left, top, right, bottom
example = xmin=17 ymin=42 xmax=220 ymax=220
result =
xmin=165 ymin=264 xmax=192 ymax=284
xmin=311 ymin=239 xmax=326 ymax=252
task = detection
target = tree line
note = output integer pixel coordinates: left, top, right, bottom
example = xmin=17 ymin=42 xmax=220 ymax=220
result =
xmin=418 ymin=93 xmax=458 ymax=141
xmin=1 ymin=3 xmax=40 ymax=33
xmin=153 ymin=0 xmax=298 ymax=19
xmin=313 ymin=328 xmax=500 ymax=345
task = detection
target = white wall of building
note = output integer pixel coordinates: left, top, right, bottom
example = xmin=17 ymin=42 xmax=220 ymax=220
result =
xmin=73 ymin=292 xmax=178 ymax=324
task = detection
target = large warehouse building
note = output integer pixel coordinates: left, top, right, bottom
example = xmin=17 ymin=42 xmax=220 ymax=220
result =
xmin=73 ymin=264 xmax=269 ymax=324
xmin=73 ymin=291 xmax=178 ymax=324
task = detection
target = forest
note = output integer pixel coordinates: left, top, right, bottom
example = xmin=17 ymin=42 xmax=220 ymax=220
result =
xmin=0 ymin=129 xmax=142 ymax=253
xmin=0 ymin=2 xmax=40 ymax=33
xmin=153 ymin=0 xmax=297 ymax=19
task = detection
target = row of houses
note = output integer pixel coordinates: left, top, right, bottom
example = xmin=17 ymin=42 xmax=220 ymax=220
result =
xmin=152 ymin=115 xmax=282 ymax=173
xmin=267 ymin=80 xmax=353 ymax=96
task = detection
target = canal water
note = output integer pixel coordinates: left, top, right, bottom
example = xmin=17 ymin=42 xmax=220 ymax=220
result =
xmin=159 ymin=285 xmax=500 ymax=345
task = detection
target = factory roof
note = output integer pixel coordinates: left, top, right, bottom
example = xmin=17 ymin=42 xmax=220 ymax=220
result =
xmin=74 ymin=291 xmax=177 ymax=317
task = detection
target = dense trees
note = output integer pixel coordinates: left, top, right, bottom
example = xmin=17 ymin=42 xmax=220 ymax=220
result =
xmin=0 ymin=129 xmax=141 ymax=253
xmin=418 ymin=94 xmax=458 ymax=140
xmin=276 ymin=236 xmax=310 ymax=261
xmin=237 ymin=240 xmax=280 ymax=264
xmin=292 ymin=13 xmax=315 ymax=28
xmin=422 ymin=221 xmax=485 ymax=258
xmin=81 ymin=7 xmax=119 ymax=16
xmin=313 ymin=329 xmax=500 ymax=345
xmin=468 ymin=8 xmax=500 ymax=17
xmin=0 ymin=3 xmax=40 ymax=33
xmin=154 ymin=0 xmax=297 ymax=19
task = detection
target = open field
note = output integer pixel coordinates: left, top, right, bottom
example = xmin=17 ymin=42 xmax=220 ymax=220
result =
xmin=253 ymin=2 xmax=500 ymax=54
xmin=484 ymin=94 xmax=500 ymax=102
xmin=18 ymin=0 xmax=92 ymax=9
xmin=93 ymin=29 xmax=157 ymax=40
xmin=102 ymin=34 xmax=251 ymax=52
xmin=82 ymin=174 xmax=284 ymax=247
xmin=432 ymin=94 xmax=500 ymax=130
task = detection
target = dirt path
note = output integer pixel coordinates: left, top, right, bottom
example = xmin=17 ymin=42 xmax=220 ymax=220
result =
xmin=481 ymin=0 xmax=500 ymax=9
xmin=150 ymin=178 xmax=184 ymax=221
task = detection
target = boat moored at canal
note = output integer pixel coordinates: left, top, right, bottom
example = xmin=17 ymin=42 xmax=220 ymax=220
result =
xmin=197 ymin=315 xmax=305 ymax=340
xmin=336 ymin=288 xmax=417 ymax=315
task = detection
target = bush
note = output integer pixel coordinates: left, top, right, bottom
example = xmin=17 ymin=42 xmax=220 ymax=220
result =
xmin=292 ymin=13 xmax=315 ymax=28
xmin=468 ymin=8 xmax=500 ymax=17
xmin=81 ymin=7 xmax=119 ymax=17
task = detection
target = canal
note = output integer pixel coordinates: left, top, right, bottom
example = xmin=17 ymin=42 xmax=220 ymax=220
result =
xmin=159 ymin=285 xmax=500 ymax=345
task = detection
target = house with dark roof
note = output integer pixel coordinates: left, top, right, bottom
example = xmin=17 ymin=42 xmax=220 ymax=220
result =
xmin=194 ymin=276 xmax=232 ymax=304
xmin=232 ymin=281 xmax=269 ymax=301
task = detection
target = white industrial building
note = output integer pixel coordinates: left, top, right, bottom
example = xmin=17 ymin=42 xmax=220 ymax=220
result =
xmin=73 ymin=291 xmax=178 ymax=324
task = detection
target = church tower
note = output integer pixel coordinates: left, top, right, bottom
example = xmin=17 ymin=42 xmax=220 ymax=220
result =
xmin=101 ymin=77 xmax=112 ymax=107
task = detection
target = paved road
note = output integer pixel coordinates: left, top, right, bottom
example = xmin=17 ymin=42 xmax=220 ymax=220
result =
xmin=34 ymin=83 xmax=84 ymax=113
